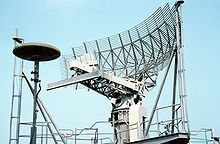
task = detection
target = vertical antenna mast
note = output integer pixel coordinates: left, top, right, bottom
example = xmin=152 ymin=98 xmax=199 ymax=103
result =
xmin=9 ymin=28 xmax=24 ymax=144
xmin=13 ymin=39 xmax=61 ymax=144
xmin=179 ymin=0 xmax=190 ymax=133
xmin=175 ymin=0 xmax=190 ymax=133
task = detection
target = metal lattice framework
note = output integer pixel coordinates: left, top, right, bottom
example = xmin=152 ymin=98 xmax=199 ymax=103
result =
xmin=75 ymin=3 xmax=176 ymax=77
xmin=48 ymin=3 xmax=177 ymax=99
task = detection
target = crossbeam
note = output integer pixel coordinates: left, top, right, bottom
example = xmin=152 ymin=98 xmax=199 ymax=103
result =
xmin=47 ymin=70 xmax=101 ymax=91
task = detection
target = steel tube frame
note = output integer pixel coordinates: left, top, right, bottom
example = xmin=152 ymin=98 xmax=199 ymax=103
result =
xmin=9 ymin=59 xmax=23 ymax=144
xmin=145 ymin=48 xmax=175 ymax=137
xmin=171 ymin=50 xmax=178 ymax=133
xmin=22 ymin=71 xmax=66 ymax=144
xmin=31 ymin=60 xmax=39 ymax=144
xmin=175 ymin=1 xmax=189 ymax=133
xmin=179 ymin=4 xmax=190 ymax=134
xmin=16 ymin=59 xmax=23 ymax=144
xmin=9 ymin=29 xmax=24 ymax=144
xmin=38 ymin=98 xmax=66 ymax=144
xmin=9 ymin=56 xmax=18 ymax=144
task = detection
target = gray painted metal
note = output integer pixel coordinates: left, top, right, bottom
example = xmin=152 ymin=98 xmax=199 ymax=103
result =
xmin=12 ymin=40 xmax=61 ymax=143
xmin=47 ymin=70 xmax=101 ymax=90
xmin=144 ymin=0 xmax=190 ymax=139
xmin=57 ymin=3 xmax=177 ymax=99
xmin=128 ymin=133 xmax=189 ymax=144
xmin=22 ymin=70 xmax=67 ymax=144
xmin=179 ymin=4 xmax=190 ymax=134
xmin=145 ymin=46 xmax=175 ymax=137
xmin=46 ymin=1 xmax=193 ymax=143
xmin=47 ymin=1 xmax=191 ymax=142
xmin=22 ymin=71 xmax=59 ymax=144
xmin=175 ymin=1 xmax=186 ymax=133
xmin=30 ymin=60 xmax=39 ymax=144
xmin=9 ymin=29 xmax=23 ymax=144
xmin=13 ymin=42 xmax=60 ymax=61
xmin=175 ymin=0 xmax=191 ymax=133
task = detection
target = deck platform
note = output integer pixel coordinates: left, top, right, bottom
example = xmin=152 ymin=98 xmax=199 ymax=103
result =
xmin=128 ymin=133 xmax=189 ymax=144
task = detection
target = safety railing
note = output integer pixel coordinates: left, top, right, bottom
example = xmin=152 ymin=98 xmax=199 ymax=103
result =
xmin=19 ymin=122 xmax=55 ymax=144
xmin=138 ymin=103 xmax=187 ymax=138
xmin=190 ymin=128 xmax=219 ymax=144
xmin=17 ymin=119 xmax=219 ymax=144
xmin=19 ymin=121 xmax=114 ymax=144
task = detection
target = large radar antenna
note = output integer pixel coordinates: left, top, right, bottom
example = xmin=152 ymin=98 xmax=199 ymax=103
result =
xmin=48 ymin=3 xmax=176 ymax=98
xmin=48 ymin=1 xmax=190 ymax=143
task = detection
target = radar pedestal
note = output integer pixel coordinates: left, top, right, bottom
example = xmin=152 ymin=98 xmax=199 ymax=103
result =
xmin=13 ymin=42 xmax=60 ymax=144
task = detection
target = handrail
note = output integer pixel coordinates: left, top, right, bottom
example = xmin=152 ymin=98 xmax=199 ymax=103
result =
xmin=156 ymin=104 xmax=180 ymax=111
xmin=190 ymin=128 xmax=213 ymax=136
xmin=76 ymin=120 xmax=111 ymax=136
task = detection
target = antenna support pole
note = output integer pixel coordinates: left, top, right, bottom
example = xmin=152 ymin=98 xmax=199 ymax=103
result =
xmin=145 ymin=49 xmax=175 ymax=137
xmin=30 ymin=60 xmax=39 ymax=144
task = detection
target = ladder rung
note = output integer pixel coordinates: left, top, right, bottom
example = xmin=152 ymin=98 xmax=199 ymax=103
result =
xmin=14 ymin=74 xmax=23 ymax=77
xmin=10 ymin=138 xmax=18 ymax=140
xmin=11 ymin=116 xmax=19 ymax=118
xmin=13 ymin=95 xmax=21 ymax=97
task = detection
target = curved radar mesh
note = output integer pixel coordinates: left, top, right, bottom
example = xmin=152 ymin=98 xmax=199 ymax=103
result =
xmin=63 ymin=3 xmax=177 ymax=82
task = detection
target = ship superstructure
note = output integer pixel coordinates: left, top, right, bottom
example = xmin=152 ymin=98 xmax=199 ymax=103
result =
xmin=9 ymin=1 xmax=219 ymax=144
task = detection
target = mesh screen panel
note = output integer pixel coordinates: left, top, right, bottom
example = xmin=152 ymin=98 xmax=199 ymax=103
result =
xmin=68 ymin=3 xmax=177 ymax=81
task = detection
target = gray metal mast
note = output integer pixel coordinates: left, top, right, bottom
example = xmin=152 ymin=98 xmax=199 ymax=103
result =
xmin=10 ymin=27 xmax=66 ymax=144
xmin=145 ymin=0 xmax=190 ymax=136
xmin=30 ymin=60 xmax=39 ymax=144
xmin=175 ymin=0 xmax=190 ymax=133
xmin=9 ymin=28 xmax=24 ymax=144
xmin=13 ymin=39 xmax=61 ymax=144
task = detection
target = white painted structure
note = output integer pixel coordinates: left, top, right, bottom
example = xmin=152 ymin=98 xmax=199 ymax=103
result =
xmin=129 ymin=102 xmax=147 ymax=142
